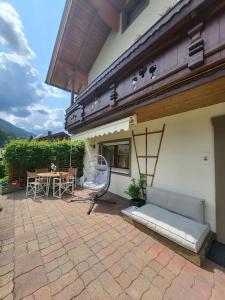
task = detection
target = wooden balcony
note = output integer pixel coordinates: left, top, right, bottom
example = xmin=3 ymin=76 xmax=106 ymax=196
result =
xmin=65 ymin=0 xmax=225 ymax=133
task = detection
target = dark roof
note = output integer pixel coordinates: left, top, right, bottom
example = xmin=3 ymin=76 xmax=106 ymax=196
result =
xmin=34 ymin=132 xmax=70 ymax=140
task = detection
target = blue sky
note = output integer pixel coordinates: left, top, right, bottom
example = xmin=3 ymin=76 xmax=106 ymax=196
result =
xmin=0 ymin=0 xmax=69 ymax=135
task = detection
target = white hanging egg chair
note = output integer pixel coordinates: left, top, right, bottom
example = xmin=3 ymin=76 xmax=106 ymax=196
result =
xmin=83 ymin=155 xmax=114 ymax=214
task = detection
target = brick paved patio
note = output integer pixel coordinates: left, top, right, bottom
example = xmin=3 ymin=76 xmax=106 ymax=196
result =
xmin=0 ymin=191 xmax=225 ymax=300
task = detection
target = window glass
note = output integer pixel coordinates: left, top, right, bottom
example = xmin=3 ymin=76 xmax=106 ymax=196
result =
xmin=101 ymin=140 xmax=130 ymax=174
xmin=122 ymin=0 xmax=149 ymax=32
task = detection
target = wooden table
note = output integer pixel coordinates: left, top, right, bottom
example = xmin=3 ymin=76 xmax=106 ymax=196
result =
xmin=36 ymin=172 xmax=67 ymax=178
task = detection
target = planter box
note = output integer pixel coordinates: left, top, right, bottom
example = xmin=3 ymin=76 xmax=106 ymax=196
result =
xmin=129 ymin=199 xmax=145 ymax=207
xmin=0 ymin=184 xmax=23 ymax=195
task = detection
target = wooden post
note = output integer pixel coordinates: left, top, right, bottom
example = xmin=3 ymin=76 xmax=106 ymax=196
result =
xmin=70 ymin=78 xmax=75 ymax=106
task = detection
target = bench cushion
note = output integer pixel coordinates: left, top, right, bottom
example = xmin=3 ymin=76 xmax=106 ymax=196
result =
xmin=146 ymin=187 xmax=205 ymax=224
xmin=130 ymin=204 xmax=210 ymax=253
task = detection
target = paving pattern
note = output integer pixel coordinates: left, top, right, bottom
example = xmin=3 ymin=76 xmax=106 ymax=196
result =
xmin=0 ymin=191 xmax=225 ymax=300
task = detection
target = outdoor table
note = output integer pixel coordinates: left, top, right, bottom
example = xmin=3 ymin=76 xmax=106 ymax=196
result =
xmin=36 ymin=172 xmax=68 ymax=196
xmin=36 ymin=172 xmax=67 ymax=178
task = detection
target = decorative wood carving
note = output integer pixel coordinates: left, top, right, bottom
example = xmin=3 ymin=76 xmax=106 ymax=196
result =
xmin=109 ymin=83 xmax=118 ymax=107
xmin=188 ymin=23 xmax=204 ymax=70
xmin=139 ymin=66 xmax=147 ymax=78
xmin=79 ymin=105 xmax=85 ymax=121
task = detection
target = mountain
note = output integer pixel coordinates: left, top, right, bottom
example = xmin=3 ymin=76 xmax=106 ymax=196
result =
xmin=0 ymin=118 xmax=33 ymax=147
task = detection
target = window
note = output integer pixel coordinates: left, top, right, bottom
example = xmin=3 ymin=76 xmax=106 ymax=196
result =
xmin=100 ymin=140 xmax=131 ymax=175
xmin=122 ymin=0 xmax=149 ymax=32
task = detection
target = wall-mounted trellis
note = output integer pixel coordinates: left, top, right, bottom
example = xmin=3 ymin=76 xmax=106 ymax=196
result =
xmin=132 ymin=124 xmax=165 ymax=198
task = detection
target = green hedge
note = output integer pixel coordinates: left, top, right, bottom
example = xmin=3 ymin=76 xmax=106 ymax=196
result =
xmin=4 ymin=139 xmax=85 ymax=182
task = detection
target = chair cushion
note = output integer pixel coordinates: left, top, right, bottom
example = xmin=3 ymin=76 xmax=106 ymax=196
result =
xmin=122 ymin=204 xmax=210 ymax=253
xmin=83 ymin=181 xmax=105 ymax=191
xmin=95 ymin=164 xmax=107 ymax=171
xmin=146 ymin=187 xmax=205 ymax=224
xmin=127 ymin=204 xmax=210 ymax=253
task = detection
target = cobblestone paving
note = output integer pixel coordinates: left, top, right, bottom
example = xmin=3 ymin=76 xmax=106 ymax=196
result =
xmin=0 ymin=191 xmax=225 ymax=299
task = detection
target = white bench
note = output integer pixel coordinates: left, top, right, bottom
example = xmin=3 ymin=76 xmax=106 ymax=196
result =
xmin=122 ymin=187 xmax=214 ymax=265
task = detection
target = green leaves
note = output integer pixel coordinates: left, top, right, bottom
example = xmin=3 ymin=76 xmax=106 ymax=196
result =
xmin=3 ymin=139 xmax=85 ymax=181
xmin=125 ymin=177 xmax=145 ymax=200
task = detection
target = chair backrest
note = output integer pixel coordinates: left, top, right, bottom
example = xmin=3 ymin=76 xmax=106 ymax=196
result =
xmin=146 ymin=187 xmax=206 ymax=224
xmin=68 ymin=168 xmax=77 ymax=177
xmin=59 ymin=172 xmax=69 ymax=182
xmin=27 ymin=171 xmax=36 ymax=178
xmin=35 ymin=168 xmax=48 ymax=174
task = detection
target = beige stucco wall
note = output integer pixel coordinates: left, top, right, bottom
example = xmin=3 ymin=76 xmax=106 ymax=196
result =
xmin=79 ymin=102 xmax=225 ymax=232
xmin=88 ymin=0 xmax=180 ymax=83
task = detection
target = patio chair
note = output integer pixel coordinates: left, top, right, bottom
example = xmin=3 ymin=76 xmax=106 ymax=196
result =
xmin=68 ymin=167 xmax=77 ymax=188
xmin=35 ymin=168 xmax=50 ymax=194
xmin=53 ymin=173 xmax=74 ymax=199
xmin=83 ymin=154 xmax=114 ymax=215
xmin=26 ymin=171 xmax=49 ymax=199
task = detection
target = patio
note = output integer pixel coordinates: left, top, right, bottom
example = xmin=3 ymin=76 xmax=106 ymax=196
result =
xmin=0 ymin=191 xmax=225 ymax=300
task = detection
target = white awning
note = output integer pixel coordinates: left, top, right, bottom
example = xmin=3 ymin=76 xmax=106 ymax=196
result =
xmin=72 ymin=116 xmax=136 ymax=141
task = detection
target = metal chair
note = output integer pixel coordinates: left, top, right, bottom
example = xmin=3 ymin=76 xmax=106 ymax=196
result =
xmin=53 ymin=173 xmax=74 ymax=199
xmin=26 ymin=171 xmax=49 ymax=199
xmin=83 ymin=155 xmax=114 ymax=214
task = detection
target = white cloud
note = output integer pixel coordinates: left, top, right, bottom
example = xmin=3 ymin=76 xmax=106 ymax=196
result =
xmin=0 ymin=2 xmax=35 ymax=58
xmin=0 ymin=105 xmax=65 ymax=135
xmin=0 ymin=2 xmax=67 ymax=133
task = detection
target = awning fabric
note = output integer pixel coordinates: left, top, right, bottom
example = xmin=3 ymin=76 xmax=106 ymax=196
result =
xmin=72 ymin=116 xmax=136 ymax=141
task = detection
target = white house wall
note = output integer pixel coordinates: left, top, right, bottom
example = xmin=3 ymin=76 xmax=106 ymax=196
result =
xmin=78 ymin=103 xmax=225 ymax=232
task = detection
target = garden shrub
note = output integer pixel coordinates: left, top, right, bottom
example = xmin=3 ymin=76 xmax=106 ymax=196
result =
xmin=4 ymin=139 xmax=85 ymax=183
xmin=0 ymin=176 xmax=9 ymax=184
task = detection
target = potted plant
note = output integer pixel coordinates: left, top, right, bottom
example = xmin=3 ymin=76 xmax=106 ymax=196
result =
xmin=0 ymin=176 xmax=22 ymax=195
xmin=51 ymin=163 xmax=57 ymax=173
xmin=125 ymin=177 xmax=145 ymax=207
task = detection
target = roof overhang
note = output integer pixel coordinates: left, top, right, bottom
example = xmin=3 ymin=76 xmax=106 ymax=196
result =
xmin=46 ymin=0 xmax=125 ymax=93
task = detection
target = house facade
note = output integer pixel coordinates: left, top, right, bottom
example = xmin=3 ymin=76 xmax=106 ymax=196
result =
xmin=47 ymin=0 xmax=225 ymax=244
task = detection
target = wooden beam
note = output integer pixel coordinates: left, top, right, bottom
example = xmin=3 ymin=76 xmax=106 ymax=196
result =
xmin=57 ymin=60 xmax=88 ymax=93
xmin=57 ymin=60 xmax=74 ymax=74
xmin=70 ymin=78 xmax=75 ymax=105
xmin=69 ymin=69 xmax=88 ymax=93
xmin=89 ymin=0 xmax=120 ymax=31
xmin=135 ymin=76 xmax=225 ymax=123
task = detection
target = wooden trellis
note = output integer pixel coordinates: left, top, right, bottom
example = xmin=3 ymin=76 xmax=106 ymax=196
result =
xmin=132 ymin=124 xmax=165 ymax=198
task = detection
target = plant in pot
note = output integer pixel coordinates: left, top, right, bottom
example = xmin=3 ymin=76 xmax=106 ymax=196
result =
xmin=125 ymin=177 xmax=145 ymax=207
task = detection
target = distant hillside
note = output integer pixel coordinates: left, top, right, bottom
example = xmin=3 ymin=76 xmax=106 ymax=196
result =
xmin=0 ymin=118 xmax=33 ymax=147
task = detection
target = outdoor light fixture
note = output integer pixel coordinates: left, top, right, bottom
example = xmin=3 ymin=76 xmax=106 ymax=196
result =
xmin=149 ymin=65 xmax=157 ymax=79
